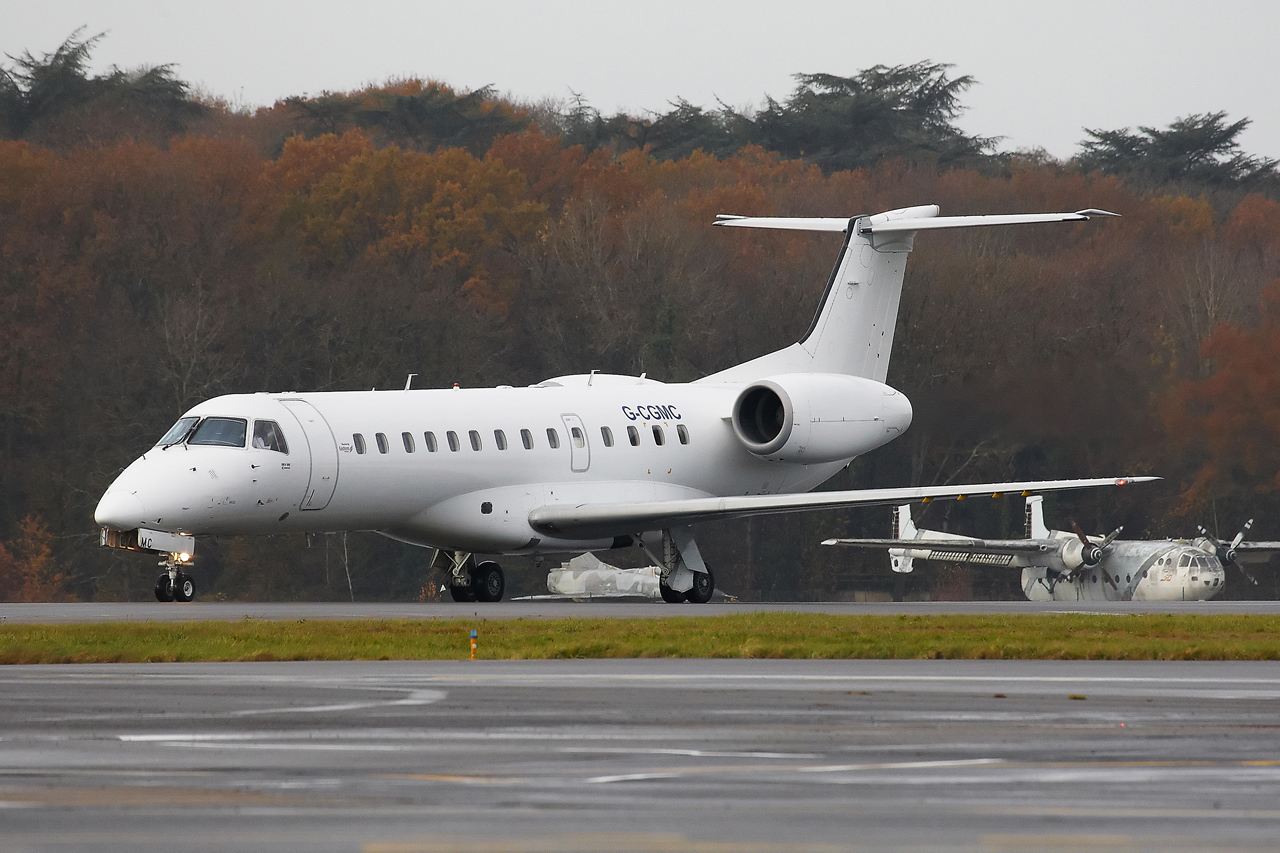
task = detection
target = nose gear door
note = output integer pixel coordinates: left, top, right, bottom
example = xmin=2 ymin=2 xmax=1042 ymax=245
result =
xmin=278 ymin=399 xmax=340 ymax=510
xmin=560 ymin=413 xmax=590 ymax=473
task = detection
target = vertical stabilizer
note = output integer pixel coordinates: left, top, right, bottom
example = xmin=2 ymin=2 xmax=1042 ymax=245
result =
xmin=1025 ymin=496 xmax=1049 ymax=539
xmin=890 ymin=503 xmax=916 ymax=573
xmin=700 ymin=206 xmax=1114 ymax=385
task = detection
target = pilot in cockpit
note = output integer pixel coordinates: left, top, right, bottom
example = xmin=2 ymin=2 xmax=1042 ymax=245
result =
xmin=252 ymin=420 xmax=288 ymax=453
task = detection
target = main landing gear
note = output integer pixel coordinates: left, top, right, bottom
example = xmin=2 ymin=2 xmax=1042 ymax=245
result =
xmin=434 ymin=551 xmax=505 ymax=603
xmin=153 ymin=553 xmax=195 ymax=602
xmin=659 ymin=566 xmax=715 ymax=604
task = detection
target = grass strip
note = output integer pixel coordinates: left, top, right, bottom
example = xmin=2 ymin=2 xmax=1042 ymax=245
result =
xmin=5 ymin=613 xmax=1280 ymax=664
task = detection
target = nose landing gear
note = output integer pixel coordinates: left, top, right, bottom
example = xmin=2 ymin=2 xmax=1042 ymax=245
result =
xmin=154 ymin=554 xmax=195 ymax=603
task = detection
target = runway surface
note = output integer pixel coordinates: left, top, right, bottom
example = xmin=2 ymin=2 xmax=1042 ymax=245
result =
xmin=4 ymin=659 xmax=1280 ymax=852
xmin=6 ymin=599 xmax=1280 ymax=623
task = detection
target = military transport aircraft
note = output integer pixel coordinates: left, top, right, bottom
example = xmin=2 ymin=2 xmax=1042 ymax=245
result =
xmin=823 ymin=496 xmax=1278 ymax=601
xmin=94 ymin=203 xmax=1150 ymax=604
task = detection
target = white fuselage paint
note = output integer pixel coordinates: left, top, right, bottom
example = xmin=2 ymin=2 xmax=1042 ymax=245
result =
xmin=1021 ymin=540 xmax=1225 ymax=602
xmin=97 ymin=374 xmax=911 ymax=555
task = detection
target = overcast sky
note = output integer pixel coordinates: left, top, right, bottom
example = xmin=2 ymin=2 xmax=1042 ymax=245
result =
xmin=4 ymin=0 xmax=1278 ymax=161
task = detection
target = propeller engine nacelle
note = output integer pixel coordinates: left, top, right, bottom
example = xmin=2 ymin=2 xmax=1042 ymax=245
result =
xmin=731 ymin=374 xmax=912 ymax=464
xmin=1059 ymin=537 xmax=1104 ymax=572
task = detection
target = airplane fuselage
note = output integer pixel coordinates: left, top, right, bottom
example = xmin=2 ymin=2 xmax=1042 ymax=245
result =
xmin=95 ymin=374 xmax=912 ymax=555
xmin=1021 ymin=538 xmax=1225 ymax=602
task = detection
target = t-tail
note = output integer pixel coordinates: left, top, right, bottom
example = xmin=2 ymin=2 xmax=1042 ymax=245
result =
xmin=701 ymin=206 xmax=1118 ymax=384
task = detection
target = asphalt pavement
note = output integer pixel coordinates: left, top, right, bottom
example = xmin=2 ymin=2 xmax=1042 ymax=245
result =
xmin=3 ymin=659 xmax=1280 ymax=851
xmin=6 ymin=598 xmax=1280 ymax=623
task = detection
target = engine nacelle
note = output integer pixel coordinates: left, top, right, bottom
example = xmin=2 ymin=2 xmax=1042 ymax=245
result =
xmin=730 ymin=374 xmax=912 ymax=464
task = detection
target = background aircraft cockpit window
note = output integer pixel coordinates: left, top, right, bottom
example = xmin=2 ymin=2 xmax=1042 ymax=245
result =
xmin=402 ymin=432 xmax=415 ymax=453
xmin=627 ymin=426 xmax=639 ymax=446
xmin=155 ymin=417 xmax=199 ymax=446
xmin=375 ymin=433 xmax=389 ymax=454
xmin=424 ymin=432 xmax=438 ymax=452
xmin=252 ymin=420 xmax=289 ymax=453
xmin=469 ymin=430 xmax=482 ymax=451
xmin=570 ymin=427 xmax=585 ymax=448
xmin=521 ymin=429 xmax=533 ymax=449
xmin=188 ymin=417 xmax=247 ymax=447
xmin=601 ymin=426 xmax=614 ymax=447
xmin=494 ymin=429 xmax=507 ymax=450
xmin=447 ymin=431 xmax=460 ymax=452
xmin=677 ymin=424 xmax=690 ymax=445
xmin=652 ymin=425 xmax=665 ymax=446
xmin=353 ymin=433 xmax=366 ymax=454
xmin=546 ymin=428 xmax=560 ymax=449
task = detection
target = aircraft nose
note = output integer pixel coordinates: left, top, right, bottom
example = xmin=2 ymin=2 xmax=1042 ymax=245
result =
xmin=94 ymin=490 xmax=146 ymax=529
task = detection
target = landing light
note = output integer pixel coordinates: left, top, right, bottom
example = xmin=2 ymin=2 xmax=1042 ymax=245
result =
xmin=178 ymin=552 xmax=191 ymax=562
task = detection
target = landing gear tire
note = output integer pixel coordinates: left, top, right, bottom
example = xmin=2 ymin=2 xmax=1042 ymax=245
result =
xmin=154 ymin=574 xmax=175 ymax=602
xmin=473 ymin=561 xmax=505 ymax=603
xmin=659 ymin=582 xmax=686 ymax=604
xmin=449 ymin=583 xmax=477 ymax=603
xmin=686 ymin=568 xmax=714 ymax=604
xmin=173 ymin=573 xmax=195 ymax=602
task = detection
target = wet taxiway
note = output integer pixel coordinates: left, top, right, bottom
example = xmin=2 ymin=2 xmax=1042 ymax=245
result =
xmin=3 ymin=659 xmax=1280 ymax=851
xmin=5 ymin=599 xmax=1280 ymax=623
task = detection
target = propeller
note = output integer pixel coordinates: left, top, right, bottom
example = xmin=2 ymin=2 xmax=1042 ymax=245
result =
xmin=1071 ymin=522 xmax=1105 ymax=567
xmin=1198 ymin=520 xmax=1258 ymax=585
xmin=1071 ymin=521 xmax=1115 ymax=587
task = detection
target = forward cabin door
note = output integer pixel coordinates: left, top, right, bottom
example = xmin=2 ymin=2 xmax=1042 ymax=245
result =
xmin=561 ymin=413 xmax=590 ymax=473
xmin=279 ymin=399 xmax=340 ymax=510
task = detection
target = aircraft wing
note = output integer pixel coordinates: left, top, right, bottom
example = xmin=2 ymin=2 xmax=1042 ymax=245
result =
xmin=527 ymin=477 xmax=1156 ymax=539
xmin=1231 ymin=542 xmax=1280 ymax=564
xmin=821 ymin=537 xmax=1053 ymax=554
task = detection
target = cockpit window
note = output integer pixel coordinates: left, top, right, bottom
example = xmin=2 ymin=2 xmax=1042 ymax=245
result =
xmin=188 ymin=417 xmax=247 ymax=447
xmin=252 ymin=420 xmax=288 ymax=454
xmin=155 ymin=417 xmax=200 ymax=447
xmin=1178 ymin=554 xmax=1191 ymax=568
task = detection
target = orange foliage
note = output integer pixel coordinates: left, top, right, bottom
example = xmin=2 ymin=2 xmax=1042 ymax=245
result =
xmin=0 ymin=515 xmax=70 ymax=602
xmin=1165 ymin=279 xmax=1280 ymax=507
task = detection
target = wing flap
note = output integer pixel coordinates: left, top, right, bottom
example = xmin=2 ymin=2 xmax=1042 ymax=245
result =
xmin=528 ymin=477 xmax=1157 ymax=538
xmin=821 ymin=537 xmax=1052 ymax=554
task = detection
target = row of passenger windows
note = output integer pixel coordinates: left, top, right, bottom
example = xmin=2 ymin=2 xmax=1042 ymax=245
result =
xmin=352 ymin=424 xmax=691 ymax=455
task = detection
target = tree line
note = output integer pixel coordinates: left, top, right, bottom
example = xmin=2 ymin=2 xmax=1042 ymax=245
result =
xmin=1 ymin=32 xmax=1279 ymax=602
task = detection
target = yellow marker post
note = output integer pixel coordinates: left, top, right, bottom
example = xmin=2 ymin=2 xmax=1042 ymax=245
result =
xmin=470 ymin=628 xmax=477 ymax=660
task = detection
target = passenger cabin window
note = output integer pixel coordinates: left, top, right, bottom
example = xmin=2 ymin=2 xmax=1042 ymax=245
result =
xmin=402 ymin=432 xmax=415 ymax=453
xmin=353 ymin=433 xmax=367 ymax=454
xmin=156 ymin=417 xmax=199 ymax=447
xmin=189 ymin=417 xmax=247 ymax=448
xmin=424 ymin=432 xmax=438 ymax=452
xmin=601 ymin=426 xmax=614 ymax=447
xmin=546 ymin=428 xmax=560 ymax=449
xmin=494 ymin=429 xmax=508 ymax=450
xmin=447 ymin=431 xmax=460 ymax=452
xmin=627 ymin=426 xmax=639 ymax=446
xmin=652 ymin=425 xmax=665 ymax=446
xmin=252 ymin=420 xmax=289 ymax=453
xmin=469 ymin=430 xmax=482 ymax=451
xmin=521 ymin=429 xmax=533 ymax=450
xmin=677 ymin=424 xmax=689 ymax=445
xmin=375 ymin=433 xmax=389 ymax=454
xmin=571 ymin=427 xmax=585 ymax=448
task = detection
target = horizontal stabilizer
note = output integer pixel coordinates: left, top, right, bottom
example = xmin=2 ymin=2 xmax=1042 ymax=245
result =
xmin=712 ymin=208 xmax=1119 ymax=234
xmin=528 ymin=476 xmax=1157 ymax=539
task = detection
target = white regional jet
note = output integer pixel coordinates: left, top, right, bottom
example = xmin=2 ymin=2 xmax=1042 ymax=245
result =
xmin=823 ymin=496 xmax=1279 ymax=601
xmin=94 ymin=204 xmax=1151 ymax=604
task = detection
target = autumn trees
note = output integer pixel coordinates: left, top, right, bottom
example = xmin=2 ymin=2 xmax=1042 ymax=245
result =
xmin=2 ymin=32 xmax=1280 ymax=601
